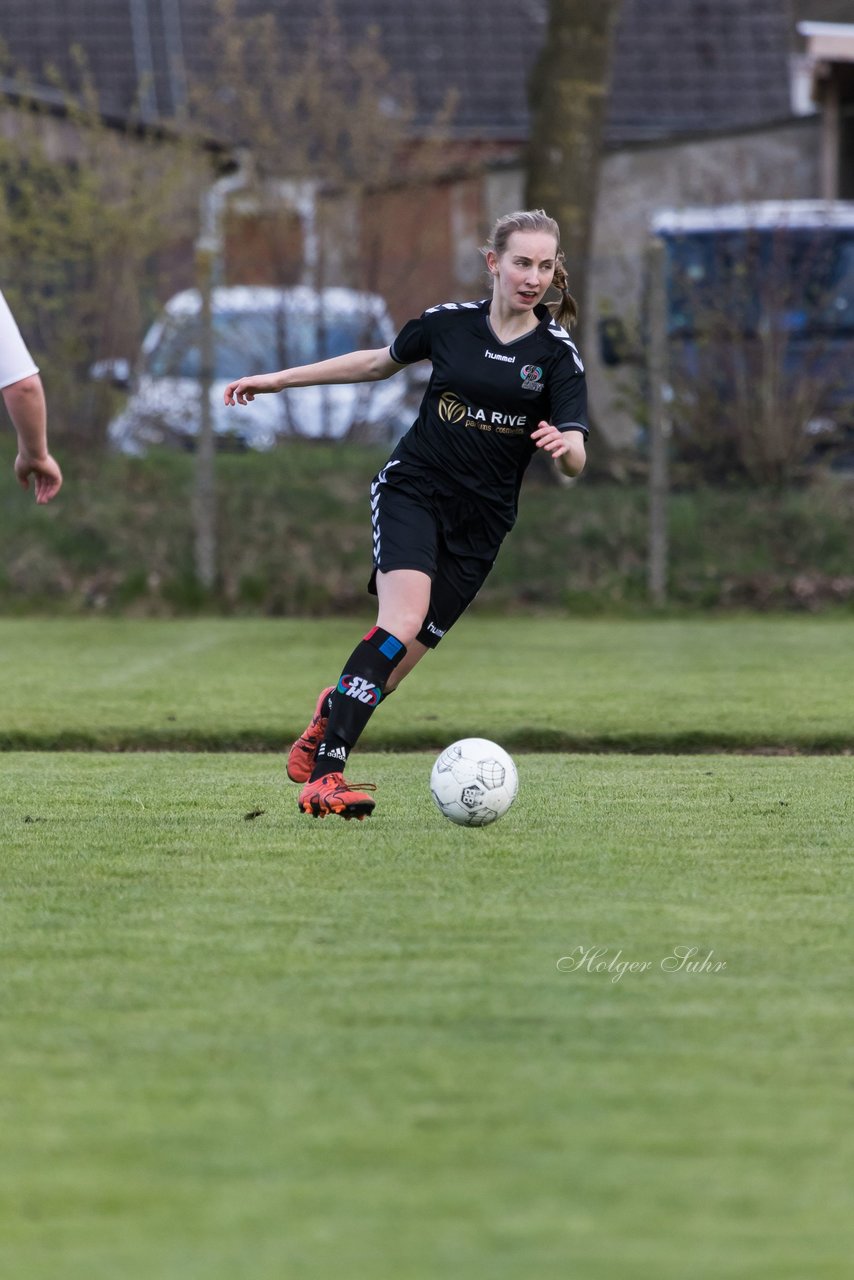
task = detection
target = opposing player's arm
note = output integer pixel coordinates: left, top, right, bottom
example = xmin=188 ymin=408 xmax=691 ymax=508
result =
xmin=3 ymin=374 xmax=63 ymax=503
xmin=224 ymin=347 xmax=405 ymax=405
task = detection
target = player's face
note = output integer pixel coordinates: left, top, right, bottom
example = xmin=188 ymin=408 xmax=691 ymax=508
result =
xmin=488 ymin=231 xmax=558 ymax=314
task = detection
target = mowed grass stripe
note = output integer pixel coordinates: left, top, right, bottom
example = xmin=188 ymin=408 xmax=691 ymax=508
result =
xmin=1 ymin=616 xmax=853 ymax=751
xmin=0 ymin=752 xmax=851 ymax=1278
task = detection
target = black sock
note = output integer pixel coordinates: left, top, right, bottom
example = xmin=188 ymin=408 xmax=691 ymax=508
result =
xmin=321 ymin=686 xmax=394 ymax=718
xmin=311 ymin=628 xmax=406 ymax=779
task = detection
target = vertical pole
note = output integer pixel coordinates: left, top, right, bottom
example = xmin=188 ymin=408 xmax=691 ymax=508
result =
xmin=191 ymin=155 xmax=251 ymax=593
xmin=193 ymin=244 xmax=217 ymax=591
xmin=820 ymin=74 xmax=840 ymax=201
xmin=647 ymin=236 xmax=670 ymax=606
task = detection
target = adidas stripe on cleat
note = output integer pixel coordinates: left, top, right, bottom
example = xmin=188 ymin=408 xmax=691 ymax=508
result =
xmin=286 ymin=686 xmax=335 ymax=783
xmin=298 ymin=772 xmax=377 ymax=820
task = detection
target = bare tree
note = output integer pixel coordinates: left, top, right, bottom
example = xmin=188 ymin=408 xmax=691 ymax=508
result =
xmin=193 ymin=1 xmax=453 ymax=290
xmin=178 ymin=1 xmax=460 ymax=587
xmin=526 ymin=0 xmax=622 ymax=341
xmin=191 ymin=1 xmax=456 ymax=334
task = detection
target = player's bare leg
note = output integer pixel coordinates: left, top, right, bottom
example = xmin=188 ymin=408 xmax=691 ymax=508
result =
xmin=376 ymin=567 xmax=432 ymax=692
xmin=375 ymin=568 xmax=431 ymax=645
xmin=385 ymin=639 xmax=428 ymax=692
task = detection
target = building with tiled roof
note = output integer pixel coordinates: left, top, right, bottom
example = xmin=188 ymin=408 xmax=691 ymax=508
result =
xmin=607 ymin=0 xmax=795 ymax=142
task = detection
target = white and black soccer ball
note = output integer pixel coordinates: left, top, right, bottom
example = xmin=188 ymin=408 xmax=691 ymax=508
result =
xmin=430 ymin=738 xmax=519 ymax=827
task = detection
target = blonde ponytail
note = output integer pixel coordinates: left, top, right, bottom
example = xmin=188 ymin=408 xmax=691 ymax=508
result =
xmin=551 ymin=253 xmax=578 ymax=330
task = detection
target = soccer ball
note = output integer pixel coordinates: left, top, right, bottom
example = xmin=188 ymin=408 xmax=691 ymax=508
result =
xmin=430 ymin=738 xmax=519 ymax=827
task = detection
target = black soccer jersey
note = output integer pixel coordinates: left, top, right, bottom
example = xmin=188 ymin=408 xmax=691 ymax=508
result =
xmin=388 ymin=299 xmax=588 ymax=536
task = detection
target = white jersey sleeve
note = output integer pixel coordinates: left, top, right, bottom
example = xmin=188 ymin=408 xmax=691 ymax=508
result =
xmin=0 ymin=289 xmax=39 ymax=390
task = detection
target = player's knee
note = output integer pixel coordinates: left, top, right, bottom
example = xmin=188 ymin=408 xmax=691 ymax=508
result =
xmin=375 ymin=610 xmax=425 ymax=647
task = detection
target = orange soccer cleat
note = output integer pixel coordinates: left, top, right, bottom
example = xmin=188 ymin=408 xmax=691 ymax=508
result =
xmin=297 ymin=772 xmax=377 ymax=820
xmin=286 ymin=686 xmax=335 ymax=783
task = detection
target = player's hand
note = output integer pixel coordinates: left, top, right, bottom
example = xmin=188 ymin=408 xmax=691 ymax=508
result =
xmin=531 ymin=421 xmax=586 ymax=478
xmin=15 ymin=451 xmax=63 ymax=504
xmin=531 ymin=421 xmax=571 ymax=458
xmin=223 ymin=373 xmax=282 ymax=405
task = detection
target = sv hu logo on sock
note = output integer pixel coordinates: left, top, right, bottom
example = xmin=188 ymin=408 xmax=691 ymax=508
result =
xmin=338 ymin=674 xmax=382 ymax=706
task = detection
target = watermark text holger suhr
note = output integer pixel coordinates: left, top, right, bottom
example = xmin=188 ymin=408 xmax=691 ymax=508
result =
xmin=557 ymin=945 xmax=727 ymax=984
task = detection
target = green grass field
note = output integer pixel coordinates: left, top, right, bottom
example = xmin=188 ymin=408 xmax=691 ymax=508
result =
xmin=1 ymin=615 xmax=853 ymax=750
xmin=0 ymin=618 xmax=851 ymax=1277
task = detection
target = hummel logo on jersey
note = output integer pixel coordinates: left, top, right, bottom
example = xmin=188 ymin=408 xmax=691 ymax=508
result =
xmin=485 ymin=349 xmax=515 ymax=364
xmin=338 ymin=674 xmax=382 ymax=706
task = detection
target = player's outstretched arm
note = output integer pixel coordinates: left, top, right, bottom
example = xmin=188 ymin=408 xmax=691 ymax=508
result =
xmin=531 ymin=421 xmax=586 ymax=478
xmin=224 ymin=347 xmax=404 ymax=406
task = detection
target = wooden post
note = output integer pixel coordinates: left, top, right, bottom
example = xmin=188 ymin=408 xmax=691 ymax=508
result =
xmin=647 ymin=237 xmax=670 ymax=606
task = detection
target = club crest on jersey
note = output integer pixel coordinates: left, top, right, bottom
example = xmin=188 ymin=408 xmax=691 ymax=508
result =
xmin=520 ymin=364 xmax=544 ymax=391
xmin=338 ymin=674 xmax=382 ymax=706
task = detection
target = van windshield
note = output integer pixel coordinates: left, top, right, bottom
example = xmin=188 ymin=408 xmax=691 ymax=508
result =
xmin=665 ymin=229 xmax=854 ymax=338
xmin=145 ymin=307 xmax=387 ymax=379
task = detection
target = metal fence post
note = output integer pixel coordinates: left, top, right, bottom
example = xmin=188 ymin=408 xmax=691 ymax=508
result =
xmin=647 ymin=236 xmax=671 ymax=605
xmin=193 ymin=241 xmax=217 ymax=592
xmin=192 ymin=155 xmax=251 ymax=592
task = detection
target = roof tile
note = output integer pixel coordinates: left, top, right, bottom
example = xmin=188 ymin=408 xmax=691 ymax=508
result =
xmin=1 ymin=0 xmax=797 ymax=141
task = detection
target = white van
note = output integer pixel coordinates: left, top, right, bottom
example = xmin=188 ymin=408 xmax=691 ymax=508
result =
xmin=105 ymin=286 xmax=413 ymax=453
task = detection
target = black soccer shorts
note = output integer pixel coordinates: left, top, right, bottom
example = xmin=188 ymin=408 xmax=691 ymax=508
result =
xmin=367 ymin=462 xmax=501 ymax=648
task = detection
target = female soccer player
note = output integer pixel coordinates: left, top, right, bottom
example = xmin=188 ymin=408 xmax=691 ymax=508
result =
xmin=224 ymin=209 xmax=588 ymax=819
